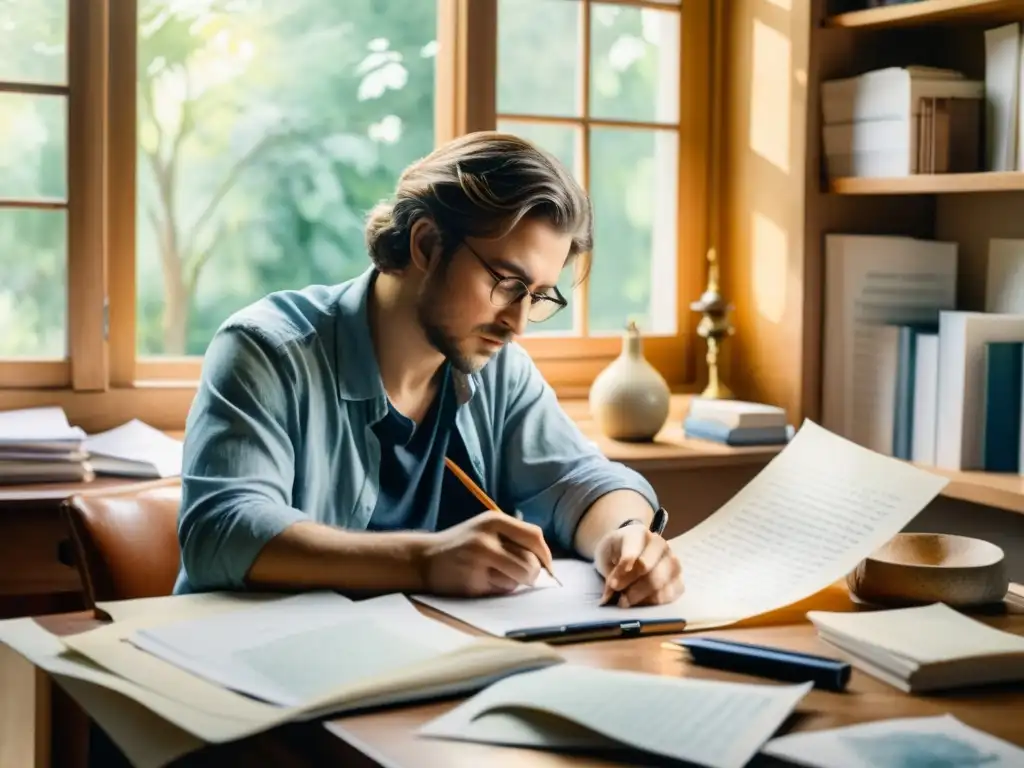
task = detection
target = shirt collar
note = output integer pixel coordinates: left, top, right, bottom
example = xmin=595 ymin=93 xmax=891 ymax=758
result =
xmin=334 ymin=266 xmax=477 ymax=406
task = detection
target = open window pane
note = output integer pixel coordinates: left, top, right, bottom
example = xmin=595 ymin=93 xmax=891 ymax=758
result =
xmin=0 ymin=93 xmax=66 ymax=200
xmin=590 ymin=3 xmax=679 ymax=124
xmin=497 ymin=0 xmax=581 ymax=118
xmin=136 ymin=0 xmax=437 ymax=356
xmin=0 ymin=0 xmax=67 ymax=85
xmin=0 ymin=208 xmax=66 ymax=357
xmin=589 ymin=127 xmax=678 ymax=335
xmin=497 ymin=120 xmax=581 ymax=183
xmin=497 ymin=119 xmax=581 ymax=335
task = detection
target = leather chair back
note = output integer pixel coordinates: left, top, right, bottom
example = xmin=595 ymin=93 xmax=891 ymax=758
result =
xmin=62 ymin=479 xmax=182 ymax=607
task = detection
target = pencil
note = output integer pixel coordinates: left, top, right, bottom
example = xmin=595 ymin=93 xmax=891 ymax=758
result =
xmin=443 ymin=456 xmax=562 ymax=587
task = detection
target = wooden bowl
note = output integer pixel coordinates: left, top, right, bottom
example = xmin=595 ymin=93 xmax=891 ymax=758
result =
xmin=846 ymin=533 xmax=1009 ymax=608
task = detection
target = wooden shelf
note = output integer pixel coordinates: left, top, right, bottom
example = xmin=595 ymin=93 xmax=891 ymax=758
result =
xmin=563 ymin=394 xmax=784 ymax=471
xmin=918 ymin=465 xmax=1024 ymax=515
xmin=829 ymin=171 xmax=1024 ymax=194
xmin=826 ymin=0 xmax=1024 ymax=29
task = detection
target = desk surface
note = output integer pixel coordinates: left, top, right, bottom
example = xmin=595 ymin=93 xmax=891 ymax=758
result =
xmin=33 ymin=584 xmax=1024 ymax=767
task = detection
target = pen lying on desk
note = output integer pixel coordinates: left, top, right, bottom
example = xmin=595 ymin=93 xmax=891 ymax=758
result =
xmin=663 ymin=636 xmax=851 ymax=692
xmin=443 ymin=456 xmax=563 ymax=587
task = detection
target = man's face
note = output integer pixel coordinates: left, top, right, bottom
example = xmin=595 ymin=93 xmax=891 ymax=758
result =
xmin=416 ymin=218 xmax=571 ymax=374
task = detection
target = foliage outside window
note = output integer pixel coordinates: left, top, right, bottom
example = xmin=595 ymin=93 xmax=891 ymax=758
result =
xmin=0 ymin=0 xmax=709 ymax=429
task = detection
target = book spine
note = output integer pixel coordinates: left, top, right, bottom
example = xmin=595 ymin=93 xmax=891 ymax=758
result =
xmin=982 ymin=341 xmax=1023 ymax=472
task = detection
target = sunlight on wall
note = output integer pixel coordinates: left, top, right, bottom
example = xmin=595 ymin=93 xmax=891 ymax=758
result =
xmin=765 ymin=0 xmax=792 ymax=10
xmin=752 ymin=211 xmax=788 ymax=324
xmin=749 ymin=19 xmax=791 ymax=174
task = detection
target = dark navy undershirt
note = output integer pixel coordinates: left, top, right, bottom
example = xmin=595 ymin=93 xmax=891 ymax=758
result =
xmin=367 ymin=364 xmax=484 ymax=532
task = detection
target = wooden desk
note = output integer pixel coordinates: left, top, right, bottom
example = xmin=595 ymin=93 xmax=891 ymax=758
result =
xmin=25 ymin=585 xmax=1024 ymax=767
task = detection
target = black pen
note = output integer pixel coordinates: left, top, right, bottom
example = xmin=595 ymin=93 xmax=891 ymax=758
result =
xmin=603 ymin=506 xmax=669 ymax=607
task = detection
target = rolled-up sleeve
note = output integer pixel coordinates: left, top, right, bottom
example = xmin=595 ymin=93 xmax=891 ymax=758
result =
xmin=498 ymin=347 xmax=659 ymax=554
xmin=177 ymin=326 xmax=307 ymax=591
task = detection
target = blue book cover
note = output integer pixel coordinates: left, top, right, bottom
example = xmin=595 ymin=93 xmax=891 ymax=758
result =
xmin=683 ymin=417 xmax=790 ymax=446
xmin=982 ymin=341 xmax=1023 ymax=472
xmin=892 ymin=324 xmax=937 ymax=460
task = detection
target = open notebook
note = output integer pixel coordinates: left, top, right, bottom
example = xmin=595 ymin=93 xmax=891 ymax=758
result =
xmin=42 ymin=592 xmax=562 ymax=745
xmin=807 ymin=602 xmax=1024 ymax=692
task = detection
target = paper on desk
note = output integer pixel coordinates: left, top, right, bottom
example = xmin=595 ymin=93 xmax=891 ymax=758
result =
xmin=414 ymin=558 xmax=688 ymax=637
xmin=0 ymin=617 xmax=290 ymax=766
xmin=761 ymin=713 xmax=1024 ymax=768
xmin=53 ymin=675 xmax=204 ymax=768
xmin=128 ymin=592 xmax=474 ymax=706
xmin=85 ymin=419 xmax=183 ymax=477
xmin=420 ymin=664 xmax=812 ymax=768
xmin=96 ymin=590 xmax=288 ymax=623
xmin=668 ymin=419 xmax=950 ymax=628
xmin=415 ymin=420 xmax=950 ymax=634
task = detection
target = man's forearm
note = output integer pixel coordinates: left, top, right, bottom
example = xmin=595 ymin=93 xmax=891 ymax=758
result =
xmin=244 ymin=521 xmax=431 ymax=594
xmin=573 ymin=489 xmax=654 ymax=560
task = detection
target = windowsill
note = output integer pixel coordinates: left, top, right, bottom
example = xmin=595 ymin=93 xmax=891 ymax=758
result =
xmin=559 ymin=394 xmax=784 ymax=470
xmin=162 ymin=394 xmax=779 ymax=470
xmin=0 ymin=386 xmax=781 ymax=472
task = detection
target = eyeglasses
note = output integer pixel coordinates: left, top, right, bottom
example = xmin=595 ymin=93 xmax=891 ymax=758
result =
xmin=462 ymin=241 xmax=568 ymax=323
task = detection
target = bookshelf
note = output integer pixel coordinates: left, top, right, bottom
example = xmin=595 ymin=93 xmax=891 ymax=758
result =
xmin=718 ymin=0 xmax=1024 ymax=516
xmin=921 ymin=466 xmax=1024 ymax=515
xmin=827 ymin=0 xmax=1024 ymax=29
xmin=830 ymin=171 xmax=1024 ymax=194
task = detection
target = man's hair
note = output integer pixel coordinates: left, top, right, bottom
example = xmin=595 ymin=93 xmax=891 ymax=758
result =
xmin=365 ymin=131 xmax=592 ymax=284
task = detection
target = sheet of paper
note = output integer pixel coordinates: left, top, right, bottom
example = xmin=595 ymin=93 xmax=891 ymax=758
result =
xmin=0 ymin=405 xmax=85 ymax=442
xmin=0 ymin=617 xmax=294 ymax=747
xmin=127 ymin=592 xmax=474 ymax=707
xmin=668 ymin=419 xmax=950 ymax=627
xmin=96 ymin=590 xmax=288 ymax=623
xmin=414 ymin=559 xmax=686 ymax=637
xmin=807 ymin=602 xmax=1024 ymax=664
xmin=419 ymin=664 xmax=811 ymax=768
xmin=762 ymin=714 xmax=1024 ymax=768
xmin=53 ymin=675 xmax=204 ymax=768
xmin=417 ymin=421 xmax=950 ymax=633
xmin=85 ymin=419 xmax=184 ymax=477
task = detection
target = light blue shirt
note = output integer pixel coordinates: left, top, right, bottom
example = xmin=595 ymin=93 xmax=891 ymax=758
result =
xmin=174 ymin=267 xmax=659 ymax=593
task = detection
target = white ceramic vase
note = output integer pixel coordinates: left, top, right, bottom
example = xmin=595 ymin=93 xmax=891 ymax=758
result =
xmin=588 ymin=321 xmax=670 ymax=442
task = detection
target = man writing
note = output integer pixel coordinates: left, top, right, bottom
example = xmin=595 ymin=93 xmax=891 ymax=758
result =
xmin=174 ymin=131 xmax=684 ymax=608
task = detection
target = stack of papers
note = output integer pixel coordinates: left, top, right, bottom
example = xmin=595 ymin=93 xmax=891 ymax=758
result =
xmin=807 ymin=602 xmax=1024 ymax=692
xmin=419 ymin=665 xmax=812 ymax=768
xmin=0 ymin=406 xmax=90 ymax=484
xmin=0 ymin=591 xmax=563 ymax=766
xmin=85 ymin=420 xmax=183 ymax=479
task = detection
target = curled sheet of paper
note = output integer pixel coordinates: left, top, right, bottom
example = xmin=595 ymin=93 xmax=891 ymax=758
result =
xmin=419 ymin=664 xmax=812 ymax=768
xmin=415 ymin=420 xmax=950 ymax=634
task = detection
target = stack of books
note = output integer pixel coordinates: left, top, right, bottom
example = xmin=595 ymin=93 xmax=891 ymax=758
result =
xmin=683 ymin=399 xmax=790 ymax=446
xmin=0 ymin=406 xmax=91 ymax=484
xmin=821 ymin=66 xmax=983 ymax=178
xmin=807 ymin=602 xmax=1024 ymax=693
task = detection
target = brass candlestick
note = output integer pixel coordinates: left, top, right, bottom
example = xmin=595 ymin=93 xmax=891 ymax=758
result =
xmin=690 ymin=247 xmax=734 ymax=399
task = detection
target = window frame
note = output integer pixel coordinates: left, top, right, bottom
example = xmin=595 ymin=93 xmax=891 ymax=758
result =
xmin=0 ymin=0 xmax=712 ymax=429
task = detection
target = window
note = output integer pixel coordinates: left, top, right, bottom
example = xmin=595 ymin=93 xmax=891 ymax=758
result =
xmin=489 ymin=0 xmax=703 ymax=391
xmin=0 ymin=0 xmax=69 ymax=384
xmin=0 ymin=0 xmax=710 ymax=428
